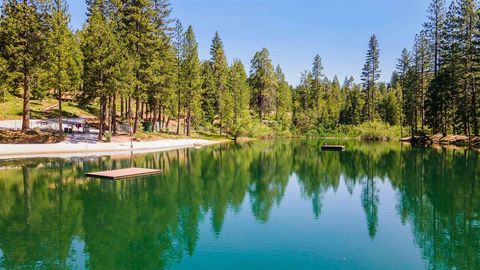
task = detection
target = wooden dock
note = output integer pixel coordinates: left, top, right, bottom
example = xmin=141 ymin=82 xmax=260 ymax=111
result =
xmin=85 ymin=168 xmax=163 ymax=180
xmin=321 ymin=145 xmax=346 ymax=151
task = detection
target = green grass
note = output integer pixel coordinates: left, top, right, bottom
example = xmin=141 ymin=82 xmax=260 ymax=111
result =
xmin=0 ymin=94 xmax=97 ymax=120
xmin=304 ymin=121 xmax=401 ymax=141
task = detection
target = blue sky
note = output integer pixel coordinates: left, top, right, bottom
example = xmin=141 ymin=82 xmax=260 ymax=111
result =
xmin=11 ymin=0 xmax=432 ymax=85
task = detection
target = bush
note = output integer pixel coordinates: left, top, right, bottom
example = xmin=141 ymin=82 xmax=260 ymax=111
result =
xmin=246 ymin=121 xmax=275 ymax=139
xmin=352 ymin=121 xmax=400 ymax=141
xmin=296 ymin=121 xmax=401 ymax=141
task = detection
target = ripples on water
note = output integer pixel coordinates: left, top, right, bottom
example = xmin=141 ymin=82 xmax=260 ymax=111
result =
xmin=0 ymin=139 xmax=478 ymax=270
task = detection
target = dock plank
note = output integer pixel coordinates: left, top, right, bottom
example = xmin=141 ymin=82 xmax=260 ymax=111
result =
xmin=85 ymin=168 xmax=163 ymax=180
xmin=321 ymin=145 xmax=346 ymax=151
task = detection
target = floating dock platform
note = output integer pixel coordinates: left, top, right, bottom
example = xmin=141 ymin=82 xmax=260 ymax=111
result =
xmin=321 ymin=145 xmax=346 ymax=151
xmin=85 ymin=168 xmax=163 ymax=180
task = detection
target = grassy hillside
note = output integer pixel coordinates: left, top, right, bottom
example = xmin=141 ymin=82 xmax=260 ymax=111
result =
xmin=0 ymin=94 xmax=97 ymax=120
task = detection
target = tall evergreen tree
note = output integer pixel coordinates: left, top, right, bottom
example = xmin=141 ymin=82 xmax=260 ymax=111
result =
xmin=46 ymin=0 xmax=82 ymax=133
xmin=172 ymin=19 xmax=184 ymax=135
xmin=0 ymin=0 xmax=48 ymax=131
xmin=274 ymin=65 xmax=292 ymax=129
xmin=81 ymin=3 xmax=130 ymax=140
xmin=249 ymin=48 xmax=276 ymax=122
xmin=210 ymin=31 xmax=229 ymax=135
xmin=182 ymin=25 xmax=201 ymax=136
xmin=425 ymin=0 xmax=446 ymax=76
xmin=361 ymin=34 xmax=381 ymax=122
xmin=227 ymin=60 xmax=250 ymax=138
xmin=456 ymin=0 xmax=479 ymax=136
xmin=311 ymin=54 xmax=324 ymax=114
xmin=413 ymin=31 xmax=432 ymax=131
xmin=121 ymin=0 xmax=159 ymax=133
xmin=397 ymin=48 xmax=411 ymax=136
xmin=200 ymin=61 xmax=216 ymax=126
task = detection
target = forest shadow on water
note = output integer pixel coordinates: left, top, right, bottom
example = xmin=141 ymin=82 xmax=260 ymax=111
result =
xmin=0 ymin=139 xmax=479 ymax=270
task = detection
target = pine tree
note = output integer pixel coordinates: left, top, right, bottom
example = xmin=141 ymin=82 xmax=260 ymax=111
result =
xmin=227 ymin=60 xmax=250 ymax=138
xmin=46 ymin=0 xmax=82 ymax=133
xmin=340 ymin=84 xmax=364 ymax=125
xmin=274 ymin=65 xmax=292 ymax=129
xmin=210 ymin=31 xmax=229 ymax=135
xmin=121 ymin=0 xmax=159 ymax=133
xmin=200 ymin=61 xmax=216 ymax=126
xmin=0 ymin=53 xmax=7 ymax=102
xmin=81 ymin=3 xmax=129 ymax=140
xmin=172 ymin=19 xmax=184 ymax=135
xmin=396 ymin=48 xmax=411 ymax=136
xmin=361 ymin=34 xmax=381 ymax=122
xmin=456 ymin=0 xmax=479 ymax=136
xmin=182 ymin=25 xmax=201 ymax=136
xmin=292 ymin=71 xmax=316 ymax=132
xmin=413 ymin=31 xmax=432 ymax=132
xmin=156 ymin=35 xmax=177 ymax=132
xmin=249 ymin=48 xmax=276 ymax=122
xmin=437 ymin=1 xmax=461 ymax=134
xmin=152 ymin=0 xmax=172 ymax=31
xmin=0 ymin=0 xmax=49 ymax=131
xmin=311 ymin=54 xmax=324 ymax=115
xmin=425 ymin=0 xmax=446 ymax=76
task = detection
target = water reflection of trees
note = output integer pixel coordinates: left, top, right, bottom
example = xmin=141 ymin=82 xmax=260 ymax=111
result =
xmin=291 ymin=141 xmax=480 ymax=270
xmin=0 ymin=141 xmax=478 ymax=269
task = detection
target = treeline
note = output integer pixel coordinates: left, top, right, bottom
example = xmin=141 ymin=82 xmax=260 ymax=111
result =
xmin=394 ymin=0 xmax=480 ymax=137
xmin=0 ymin=0 xmax=288 ymax=139
xmin=1 ymin=0 xmax=478 ymax=139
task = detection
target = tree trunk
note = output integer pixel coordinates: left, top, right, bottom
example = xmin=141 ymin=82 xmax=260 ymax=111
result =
xmin=187 ymin=107 xmax=191 ymax=137
xmin=22 ymin=72 xmax=30 ymax=131
xmin=106 ymin=95 xmax=113 ymax=136
xmin=112 ymin=92 xmax=117 ymax=135
xmin=134 ymin=96 xmax=140 ymax=133
xmin=120 ymin=96 xmax=124 ymax=120
xmin=166 ymin=116 xmax=171 ymax=132
xmin=128 ymin=96 xmax=132 ymax=127
xmin=152 ymin=100 xmax=158 ymax=132
xmin=58 ymin=87 xmax=63 ymax=134
xmin=99 ymin=95 xmax=104 ymax=141
xmin=176 ymin=88 xmax=181 ymax=135
xmin=472 ymin=84 xmax=478 ymax=136
xmin=157 ymin=104 xmax=162 ymax=131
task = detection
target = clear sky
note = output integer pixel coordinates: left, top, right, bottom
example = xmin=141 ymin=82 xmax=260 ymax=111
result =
xmin=10 ymin=0 xmax=432 ymax=86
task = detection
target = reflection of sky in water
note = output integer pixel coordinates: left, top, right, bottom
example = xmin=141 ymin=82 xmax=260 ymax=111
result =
xmin=66 ymin=237 xmax=88 ymax=270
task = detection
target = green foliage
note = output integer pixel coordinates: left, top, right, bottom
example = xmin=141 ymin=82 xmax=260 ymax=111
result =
xmin=0 ymin=0 xmax=50 ymax=130
xmin=210 ymin=31 xmax=228 ymax=132
xmin=2 ymin=0 xmax=478 ymax=140
xmin=200 ymin=61 xmax=216 ymax=125
xmin=274 ymin=65 xmax=292 ymax=130
xmin=377 ymin=88 xmax=400 ymax=126
xmin=182 ymin=25 xmax=202 ymax=135
xmin=245 ymin=120 xmax=275 ymax=139
xmin=352 ymin=121 xmax=401 ymax=141
xmin=249 ymin=48 xmax=276 ymax=121
xmin=361 ymin=34 xmax=381 ymax=122
xmin=227 ymin=60 xmax=251 ymax=138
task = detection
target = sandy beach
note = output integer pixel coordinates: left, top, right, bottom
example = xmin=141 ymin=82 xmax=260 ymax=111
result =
xmin=0 ymin=138 xmax=221 ymax=159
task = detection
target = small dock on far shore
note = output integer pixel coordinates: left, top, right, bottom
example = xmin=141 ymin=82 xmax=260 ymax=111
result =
xmin=321 ymin=145 xmax=346 ymax=151
xmin=85 ymin=168 xmax=163 ymax=180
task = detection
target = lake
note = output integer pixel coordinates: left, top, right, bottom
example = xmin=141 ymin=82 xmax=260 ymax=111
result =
xmin=0 ymin=139 xmax=479 ymax=269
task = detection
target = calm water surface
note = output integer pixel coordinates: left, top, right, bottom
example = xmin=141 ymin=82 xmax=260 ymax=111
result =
xmin=0 ymin=140 xmax=479 ymax=269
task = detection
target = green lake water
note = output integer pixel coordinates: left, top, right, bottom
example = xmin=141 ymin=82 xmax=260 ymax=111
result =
xmin=0 ymin=139 xmax=479 ymax=269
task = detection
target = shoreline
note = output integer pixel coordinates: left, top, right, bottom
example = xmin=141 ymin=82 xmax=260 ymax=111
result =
xmin=0 ymin=138 xmax=227 ymax=160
